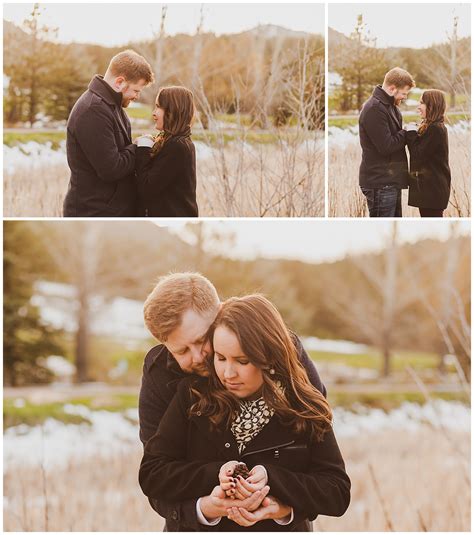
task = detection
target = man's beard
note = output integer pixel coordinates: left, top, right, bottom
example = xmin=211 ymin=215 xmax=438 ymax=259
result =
xmin=190 ymin=361 xmax=210 ymax=377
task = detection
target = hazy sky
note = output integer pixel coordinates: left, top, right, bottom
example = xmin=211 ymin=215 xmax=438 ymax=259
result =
xmin=158 ymin=221 xmax=470 ymax=264
xmin=330 ymin=3 xmax=470 ymax=48
xmin=3 ymin=3 xmax=325 ymax=46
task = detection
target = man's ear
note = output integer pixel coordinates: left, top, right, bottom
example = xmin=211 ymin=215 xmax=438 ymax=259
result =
xmin=386 ymin=85 xmax=397 ymax=96
xmin=114 ymin=76 xmax=127 ymax=91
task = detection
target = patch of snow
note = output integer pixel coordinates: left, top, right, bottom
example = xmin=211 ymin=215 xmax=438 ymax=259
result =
xmin=303 ymin=336 xmax=368 ymax=355
xmin=3 ymin=141 xmax=67 ymax=173
xmin=43 ymin=356 xmax=76 ymax=378
xmin=333 ymin=399 xmax=470 ymax=437
xmin=328 ymin=125 xmax=359 ymax=148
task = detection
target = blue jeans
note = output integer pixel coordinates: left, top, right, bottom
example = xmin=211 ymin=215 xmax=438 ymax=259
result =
xmin=361 ymin=186 xmax=402 ymax=217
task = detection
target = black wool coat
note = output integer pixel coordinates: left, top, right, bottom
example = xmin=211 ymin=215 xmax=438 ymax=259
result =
xmin=139 ymin=377 xmax=351 ymax=532
xmin=406 ymin=123 xmax=451 ymax=210
xmin=138 ymin=335 xmax=328 ymax=531
xmin=63 ymin=75 xmax=137 ymax=217
xmin=136 ymin=136 xmax=198 ymax=217
xmin=359 ymin=85 xmax=409 ymax=189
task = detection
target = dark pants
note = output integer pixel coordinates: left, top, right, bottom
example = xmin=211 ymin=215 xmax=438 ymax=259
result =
xmin=361 ymin=186 xmax=402 ymax=217
xmin=419 ymin=208 xmax=444 ymax=217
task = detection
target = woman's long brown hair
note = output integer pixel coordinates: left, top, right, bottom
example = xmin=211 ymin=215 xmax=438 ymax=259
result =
xmin=418 ymin=89 xmax=446 ymax=135
xmin=151 ymin=86 xmax=195 ymax=156
xmin=189 ymin=294 xmax=333 ymax=442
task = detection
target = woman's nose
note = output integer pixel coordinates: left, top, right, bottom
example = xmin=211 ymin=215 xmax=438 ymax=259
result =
xmin=224 ymin=363 xmax=237 ymax=379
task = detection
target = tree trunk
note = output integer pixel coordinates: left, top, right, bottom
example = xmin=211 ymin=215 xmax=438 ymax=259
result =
xmin=75 ymin=290 xmax=90 ymax=383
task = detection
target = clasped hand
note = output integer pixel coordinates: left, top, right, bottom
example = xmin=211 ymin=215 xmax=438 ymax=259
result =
xmin=200 ymin=461 xmax=291 ymax=526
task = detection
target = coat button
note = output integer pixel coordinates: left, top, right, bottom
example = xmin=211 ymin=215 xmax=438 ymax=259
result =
xmin=224 ymin=442 xmax=231 ymax=448
xmin=196 ymin=411 xmax=201 ymax=416
xmin=171 ymin=511 xmax=178 ymax=520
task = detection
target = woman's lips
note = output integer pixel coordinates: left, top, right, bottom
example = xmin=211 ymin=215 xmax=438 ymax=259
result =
xmin=225 ymin=382 xmax=242 ymax=389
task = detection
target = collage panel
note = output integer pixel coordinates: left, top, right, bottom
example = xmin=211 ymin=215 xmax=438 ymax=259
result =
xmin=2 ymin=1 xmax=472 ymax=534
xmin=3 ymin=219 xmax=471 ymax=531
xmin=3 ymin=3 xmax=325 ymax=218
xmin=328 ymin=3 xmax=471 ymax=218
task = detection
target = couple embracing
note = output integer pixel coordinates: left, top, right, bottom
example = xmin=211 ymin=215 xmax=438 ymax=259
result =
xmin=359 ymin=67 xmax=451 ymax=217
xmin=63 ymin=50 xmax=198 ymax=218
xmin=138 ymin=273 xmax=351 ymax=531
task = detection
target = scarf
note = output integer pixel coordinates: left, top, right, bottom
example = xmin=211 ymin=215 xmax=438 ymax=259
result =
xmin=231 ymin=397 xmax=274 ymax=455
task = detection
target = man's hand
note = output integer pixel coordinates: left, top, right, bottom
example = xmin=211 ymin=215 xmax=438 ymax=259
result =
xmin=227 ymin=496 xmax=292 ymax=527
xmin=200 ymin=485 xmax=270 ymax=521
xmin=404 ymin=122 xmax=418 ymax=132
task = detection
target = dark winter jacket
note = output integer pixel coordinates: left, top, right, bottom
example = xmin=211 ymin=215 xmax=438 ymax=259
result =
xmin=63 ymin=75 xmax=137 ymax=217
xmin=359 ymin=85 xmax=409 ymax=189
xmin=139 ymin=376 xmax=350 ymax=532
xmin=406 ymin=122 xmax=451 ymax=210
xmin=136 ymin=136 xmax=198 ymax=217
xmin=138 ymin=335 xmax=328 ymax=531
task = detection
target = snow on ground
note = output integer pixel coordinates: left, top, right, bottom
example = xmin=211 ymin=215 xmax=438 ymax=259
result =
xmin=4 ymin=137 xmax=323 ymax=172
xmin=3 ymin=141 xmax=68 ymax=172
xmin=3 ymin=400 xmax=469 ymax=470
xmin=303 ymin=336 xmax=368 ymax=355
xmin=329 ymin=120 xmax=471 ymax=149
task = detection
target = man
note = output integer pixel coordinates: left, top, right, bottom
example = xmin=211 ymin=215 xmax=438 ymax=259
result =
xmin=359 ymin=67 xmax=415 ymax=217
xmin=63 ymin=50 xmax=154 ymax=217
xmin=139 ymin=272 xmax=327 ymax=531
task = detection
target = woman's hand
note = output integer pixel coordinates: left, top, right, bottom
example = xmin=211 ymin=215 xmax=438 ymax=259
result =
xmin=232 ymin=464 xmax=267 ymax=500
xmin=218 ymin=460 xmax=239 ymax=497
xmin=227 ymin=496 xmax=292 ymax=527
xmin=134 ymin=134 xmax=155 ymax=147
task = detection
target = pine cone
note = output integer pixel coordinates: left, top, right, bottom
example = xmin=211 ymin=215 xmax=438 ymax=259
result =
xmin=232 ymin=462 xmax=250 ymax=479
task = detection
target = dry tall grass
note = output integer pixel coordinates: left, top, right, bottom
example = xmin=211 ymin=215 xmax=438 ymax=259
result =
xmin=3 ymin=139 xmax=324 ymax=217
xmin=4 ymin=426 xmax=469 ymax=531
xmin=328 ymin=129 xmax=471 ymax=217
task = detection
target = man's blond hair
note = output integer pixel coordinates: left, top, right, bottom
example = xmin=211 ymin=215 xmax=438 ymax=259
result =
xmin=383 ymin=67 xmax=415 ymax=89
xmin=107 ymin=49 xmax=154 ymax=84
xmin=144 ymin=272 xmax=220 ymax=342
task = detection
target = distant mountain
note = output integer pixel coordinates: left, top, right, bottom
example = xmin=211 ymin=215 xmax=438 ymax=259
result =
xmin=328 ymin=27 xmax=352 ymax=49
xmin=244 ymin=24 xmax=317 ymax=39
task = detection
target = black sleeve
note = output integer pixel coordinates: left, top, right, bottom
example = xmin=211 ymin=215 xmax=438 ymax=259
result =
xmin=264 ymin=428 xmax=351 ymax=520
xmin=75 ymin=105 xmax=136 ymax=182
xmin=362 ymin=103 xmax=407 ymax=156
xmin=138 ymin=356 xmax=174 ymax=445
xmin=139 ymin=381 xmax=223 ymax=502
xmin=293 ymin=334 xmax=327 ymax=397
xmin=136 ymin=142 xmax=184 ymax=197
xmin=406 ymin=126 xmax=442 ymax=165
xmin=138 ymin=356 xmax=203 ymax=529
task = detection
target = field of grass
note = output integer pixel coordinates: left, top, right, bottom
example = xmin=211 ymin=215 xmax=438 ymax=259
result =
xmin=328 ymin=128 xmax=471 ymax=217
xmin=125 ymin=105 xmax=153 ymax=120
xmin=3 ymin=394 xmax=138 ymax=429
xmin=309 ymin=348 xmax=446 ymax=372
xmin=4 ymin=130 xmax=324 ymax=217
xmin=3 ymin=426 xmax=469 ymax=531
xmin=3 ymin=131 xmax=66 ymax=149
xmin=328 ymin=112 xmax=470 ymax=129
xmin=4 ymin=129 xmax=308 ymax=147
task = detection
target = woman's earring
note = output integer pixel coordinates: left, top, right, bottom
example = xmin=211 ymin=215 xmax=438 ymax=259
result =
xmin=269 ymin=368 xmax=275 ymax=375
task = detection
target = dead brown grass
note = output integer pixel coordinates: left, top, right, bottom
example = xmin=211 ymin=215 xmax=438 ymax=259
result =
xmin=4 ymin=426 xmax=469 ymax=531
xmin=328 ymin=129 xmax=471 ymax=217
xmin=3 ymin=141 xmax=324 ymax=217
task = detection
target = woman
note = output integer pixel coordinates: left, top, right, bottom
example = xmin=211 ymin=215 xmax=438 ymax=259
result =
xmin=139 ymin=295 xmax=351 ymax=531
xmin=135 ymin=86 xmax=198 ymax=217
xmin=406 ymin=89 xmax=451 ymax=217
